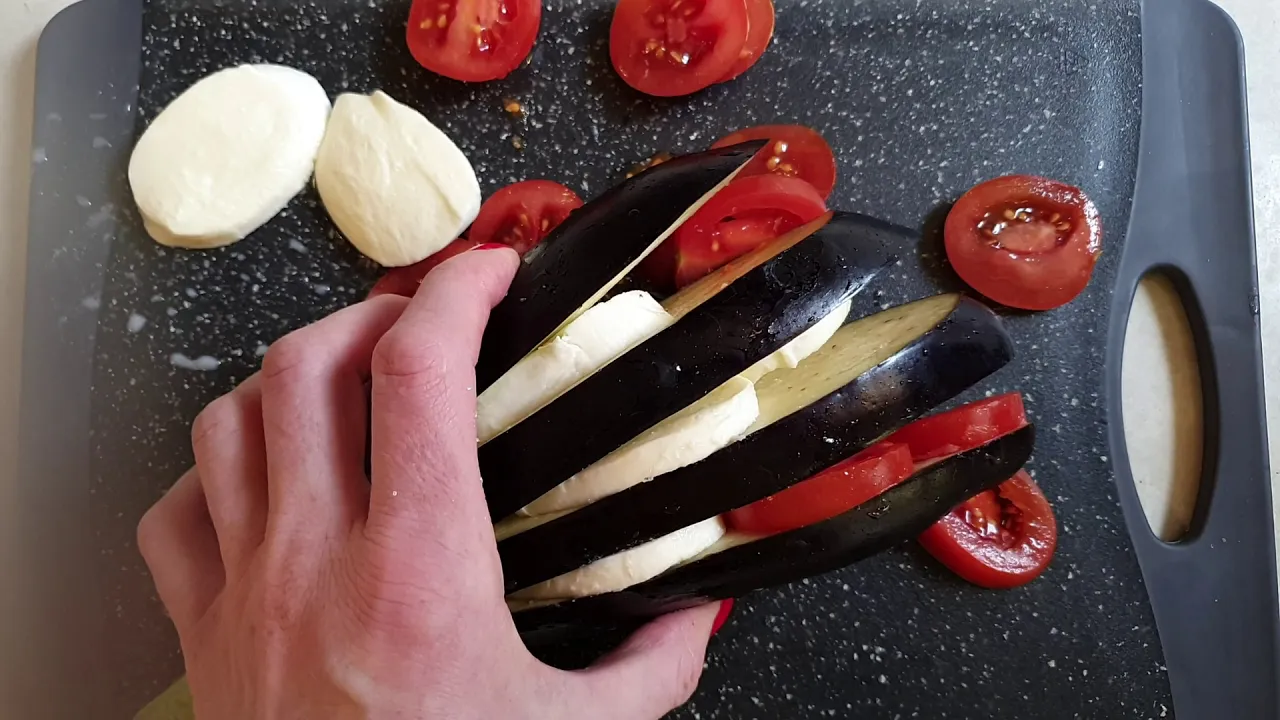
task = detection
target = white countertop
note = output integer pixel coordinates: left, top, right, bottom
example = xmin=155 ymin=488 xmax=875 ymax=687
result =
xmin=1 ymin=0 xmax=1276 ymax=596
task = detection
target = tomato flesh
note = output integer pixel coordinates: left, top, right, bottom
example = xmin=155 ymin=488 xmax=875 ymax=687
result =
xmin=944 ymin=174 xmax=1102 ymax=311
xmin=610 ymin=0 xmax=750 ymax=97
xmin=639 ymin=173 xmax=827 ymax=290
xmin=718 ymin=0 xmax=774 ymax=81
xmin=367 ymin=238 xmax=479 ymax=299
xmin=712 ymin=124 xmax=838 ymax=199
xmin=469 ymin=180 xmax=583 ymax=256
xmin=726 ymin=443 xmax=915 ymax=535
xmin=918 ymin=470 xmax=1057 ymax=589
xmin=886 ymin=393 xmax=1028 ymax=462
xmin=407 ymin=0 xmax=542 ymax=82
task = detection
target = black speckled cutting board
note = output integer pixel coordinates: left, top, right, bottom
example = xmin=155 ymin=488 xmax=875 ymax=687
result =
xmin=15 ymin=0 xmax=1278 ymax=717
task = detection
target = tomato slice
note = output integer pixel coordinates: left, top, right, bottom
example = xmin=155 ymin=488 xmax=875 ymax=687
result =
xmin=944 ymin=174 xmax=1102 ymax=311
xmin=406 ymin=0 xmax=542 ymax=83
xmin=609 ymin=0 xmax=750 ymax=97
xmin=718 ymin=0 xmax=774 ymax=81
xmin=711 ymin=124 xmax=837 ymax=199
xmin=639 ymin=174 xmax=827 ymax=290
xmin=468 ymin=180 xmax=584 ymax=256
xmin=367 ymin=238 xmax=479 ymax=299
xmin=918 ymin=469 xmax=1057 ymax=589
xmin=726 ymin=443 xmax=915 ymax=535
xmin=886 ymin=393 xmax=1028 ymax=463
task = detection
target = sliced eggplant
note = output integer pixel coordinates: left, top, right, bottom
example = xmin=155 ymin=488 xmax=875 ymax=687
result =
xmin=513 ymin=424 xmax=1035 ymax=638
xmin=476 ymin=141 xmax=766 ymax=391
xmin=498 ymin=294 xmax=1013 ymax=594
xmin=480 ymin=212 xmax=898 ymax=520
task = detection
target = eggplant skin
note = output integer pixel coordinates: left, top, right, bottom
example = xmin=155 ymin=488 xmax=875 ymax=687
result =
xmin=475 ymin=141 xmax=765 ymax=392
xmin=514 ymin=424 xmax=1036 ymax=642
xmin=480 ymin=213 xmax=897 ymax=522
xmin=498 ymin=295 xmax=1013 ymax=594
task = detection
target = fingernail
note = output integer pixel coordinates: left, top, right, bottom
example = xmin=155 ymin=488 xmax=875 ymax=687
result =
xmin=710 ymin=598 xmax=735 ymax=636
xmin=471 ymin=243 xmax=509 ymax=252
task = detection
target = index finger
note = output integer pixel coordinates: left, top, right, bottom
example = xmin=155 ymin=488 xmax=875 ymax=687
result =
xmin=366 ymin=246 xmax=519 ymax=544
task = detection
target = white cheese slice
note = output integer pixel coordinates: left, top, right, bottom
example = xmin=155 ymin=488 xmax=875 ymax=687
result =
xmin=741 ymin=298 xmax=853 ymax=383
xmin=517 ymin=375 xmax=759 ymax=516
xmin=128 ymin=64 xmax=331 ymax=249
xmin=315 ymin=91 xmax=481 ymax=267
xmin=508 ymin=516 xmax=727 ymax=601
xmin=477 ymin=290 xmax=674 ymax=444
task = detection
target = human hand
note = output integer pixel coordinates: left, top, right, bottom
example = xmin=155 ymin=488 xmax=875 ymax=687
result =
xmin=137 ymin=245 xmax=720 ymax=720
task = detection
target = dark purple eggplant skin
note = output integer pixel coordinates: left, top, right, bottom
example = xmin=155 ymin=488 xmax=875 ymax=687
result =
xmin=498 ymin=296 xmax=1013 ymax=594
xmin=480 ymin=212 xmax=899 ymax=521
xmin=514 ymin=424 xmax=1035 ymax=642
xmin=476 ymin=141 xmax=765 ymax=392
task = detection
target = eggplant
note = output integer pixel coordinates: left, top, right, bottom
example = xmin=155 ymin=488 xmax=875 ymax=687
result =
xmin=498 ymin=294 xmax=1013 ymax=594
xmin=476 ymin=141 xmax=765 ymax=391
xmin=513 ymin=425 xmax=1036 ymax=640
xmin=480 ymin=212 xmax=899 ymax=520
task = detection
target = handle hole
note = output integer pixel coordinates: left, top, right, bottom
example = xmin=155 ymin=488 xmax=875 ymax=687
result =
xmin=1121 ymin=271 xmax=1205 ymax=542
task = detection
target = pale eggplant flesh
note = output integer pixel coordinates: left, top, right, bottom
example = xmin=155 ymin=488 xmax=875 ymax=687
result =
xmin=497 ymin=294 xmax=1013 ymax=594
xmin=480 ymin=212 xmax=899 ymax=521
xmin=513 ymin=424 xmax=1035 ymax=642
xmin=476 ymin=141 xmax=766 ymax=391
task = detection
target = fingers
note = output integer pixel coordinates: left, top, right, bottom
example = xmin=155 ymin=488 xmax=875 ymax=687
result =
xmin=137 ymin=469 xmax=225 ymax=633
xmin=366 ymin=246 xmax=518 ymax=547
xmin=191 ymin=374 xmax=268 ymax=572
xmin=572 ymin=604 xmax=719 ymax=719
xmin=259 ymin=294 xmax=410 ymax=538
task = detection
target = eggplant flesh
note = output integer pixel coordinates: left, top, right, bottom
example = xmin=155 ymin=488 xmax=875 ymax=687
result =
xmin=513 ymin=424 xmax=1036 ymax=638
xmin=480 ymin=212 xmax=897 ymax=521
xmin=498 ymin=294 xmax=1014 ymax=595
xmin=476 ymin=141 xmax=765 ymax=391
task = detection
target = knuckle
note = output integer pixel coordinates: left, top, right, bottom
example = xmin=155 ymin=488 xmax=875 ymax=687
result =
xmin=372 ymin=328 xmax=450 ymax=382
xmin=191 ymin=394 xmax=240 ymax=450
xmin=260 ymin=331 xmax=317 ymax=382
xmin=136 ymin=505 xmax=166 ymax=561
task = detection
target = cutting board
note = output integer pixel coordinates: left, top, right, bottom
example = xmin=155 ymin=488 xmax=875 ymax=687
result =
xmin=14 ymin=0 xmax=1277 ymax=717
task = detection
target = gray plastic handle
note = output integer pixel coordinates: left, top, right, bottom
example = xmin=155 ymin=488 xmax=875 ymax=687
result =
xmin=1105 ymin=0 xmax=1280 ymax=716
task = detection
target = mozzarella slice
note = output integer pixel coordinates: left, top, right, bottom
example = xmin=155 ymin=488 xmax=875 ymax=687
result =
xmin=315 ymin=91 xmax=481 ymax=267
xmin=128 ymin=64 xmax=331 ymax=249
xmin=741 ymin=298 xmax=853 ymax=383
xmin=508 ymin=516 xmax=726 ymax=601
xmin=477 ymin=290 xmax=674 ymax=444
xmin=518 ymin=375 xmax=759 ymax=517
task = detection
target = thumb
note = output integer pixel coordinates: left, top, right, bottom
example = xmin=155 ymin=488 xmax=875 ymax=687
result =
xmin=571 ymin=604 xmax=719 ymax=719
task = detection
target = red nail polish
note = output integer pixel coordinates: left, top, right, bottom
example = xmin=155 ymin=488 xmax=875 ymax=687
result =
xmin=471 ymin=243 xmax=509 ymax=251
xmin=710 ymin=598 xmax=735 ymax=636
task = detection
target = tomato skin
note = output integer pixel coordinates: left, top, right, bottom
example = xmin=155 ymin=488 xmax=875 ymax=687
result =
xmin=712 ymin=124 xmax=837 ymax=199
xmin=726 ymin=443 xmax=915 ymax=534
xmin=469 ymin=180 xmax=584 ymax=255
xmin=918 ymin=470 xmax=1057 ymax=589
xmin=886 ymin=393 xmax=1028 ymax=462
xmin=407 ymin=0 xmax=542 ymax=82
xmin=610 ymin=0 xmax=750 ymax=97
xmin=367 ymin=238 xmax=478 ymax=299
xmin=639 ymin=173 xmax=827 ymax=290
xmin=944 ymin=174 xmax=1102 ymax=311
xmin=710 ymin=598 xmax=735 ymax=635
xmin=718 ymin=0 xmax=774 ymax=81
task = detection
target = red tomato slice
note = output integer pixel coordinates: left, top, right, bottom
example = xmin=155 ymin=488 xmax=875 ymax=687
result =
xmin=609 ymin=0 xmax=750 ymax=97
xmin=726 ymin=443 xmax=915 ymax=535
xmin=367 ymin=238 xmax=478 ymax=299
xmin=944 ymin=174 xmax=1102 ymax=311
xmin=718 ymin=0 xmax=774 ymax=81
xmin=886 ymin=393 xmax=1028 ymax=463
xmin=407 ymin=0 xmax=542 ymax=83
xmin=918 ymin=469 xmax=1057 ymax=589
xmin=639 ymin=174 xmax=827 ymax=290
xmin=469 ymin=180 xmax=584 ymax=256
xmin=711 ymin=124 xmax=838 ymax=199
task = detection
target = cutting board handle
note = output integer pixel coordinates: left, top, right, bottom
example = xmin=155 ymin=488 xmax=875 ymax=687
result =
xmin=1106 ymin=0 xmax=1280 ymax=716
